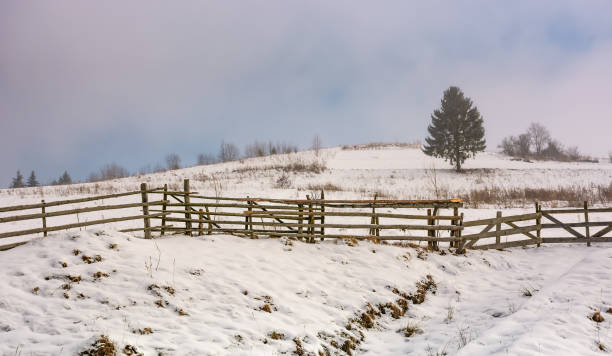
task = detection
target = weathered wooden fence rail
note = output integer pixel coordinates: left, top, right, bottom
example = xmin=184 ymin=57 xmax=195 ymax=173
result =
xmin=1 ymin=179 xmax=611 ymax=252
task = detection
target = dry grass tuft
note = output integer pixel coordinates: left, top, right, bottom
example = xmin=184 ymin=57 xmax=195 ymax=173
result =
xmin=268 ymin=331 xmax=285 ymax=340
xmin=591 ymin=311 xmax=605 ymax=323
xmin=176 ymin=308 xmax=189 ymax=316
xmin=341 ymin=340 xmax=353 ymax=355
xmin=32 ymin=286 xmax=39 ymax=295
xmin=305 ymin=182 xmax=343 ymax=192
xmin=260 ymin=304 xmax=273 ymax=313
xmin=79 ymin=334 xmax=117 ymax=356
xmin=133 ymin=327 xmax=153 ymax=335
xmin=400 ymin=321 xmax=423 ymax=337
xmin=82 ymin=255 xmax=103 ymax=264
xmin=92 ymin=272 xmax=109 ymax=280
xmin=122 ymin=344 xmax=142 ymax=356
xmin=293 ymin=338 xmax=305 ymax=356
xmin=60 ymin=261 xmax=68 ymax=268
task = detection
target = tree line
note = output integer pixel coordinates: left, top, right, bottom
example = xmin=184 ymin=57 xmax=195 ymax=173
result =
xmin=499 ymin=123 xmax=597 ymax=162
xmin=10 ymin=170 xmax=71 ymax=188
xmin=8 ymin=138 xmax=315 ymax=188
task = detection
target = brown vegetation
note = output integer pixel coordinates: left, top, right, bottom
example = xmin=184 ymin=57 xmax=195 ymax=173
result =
xmin=79 ymin=335 xmax=116 ymax=356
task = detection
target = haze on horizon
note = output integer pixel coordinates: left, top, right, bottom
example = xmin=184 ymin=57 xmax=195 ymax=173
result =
xmin=1 ymin=1 xmax=611 ymax=185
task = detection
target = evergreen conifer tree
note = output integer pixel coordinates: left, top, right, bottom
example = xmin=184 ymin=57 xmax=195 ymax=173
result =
xmin=27 ymin=171 xmax=39 ymax=187
xmin=58 ymin=170 xmax=72 ymax=185
xmin=10 ymin=170 xmax=25 ymax=188
xmin=423 ymin=86 xmax=486 ymax=172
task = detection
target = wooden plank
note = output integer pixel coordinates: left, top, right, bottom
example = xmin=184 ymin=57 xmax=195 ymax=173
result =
xmin=188 ymin=196 xmax=463 ymax=205
xmin=462 ymin=213 xmax=539 ymax=227
xmin=540 ymin=207 xmax=612 ymax=214
xmin=505 ymin=221 xmax=538 ymax=240
xmin=461 ymin=225 xmax=540 ymax=240
xmin=462 ymin=223 xmax=495 ymax=249
xmin=541 ymin=222 xmax=612 ymax=228
xmin=0 ymin=188 xmax=163 ymax=213
xmin=0 ymin=213 xmax=168 ymax=239
xmin=251 ymin=201 xmax=297 ymax=231
xmin=593 ymin=224 xmax=612 ymax=238
xmin=471 ymin=239 xmax=538 ymax=250
xmin=0 ymin=200 xmax=167 ymax=224
xmin=153 ymin=217 xmax=461 ymax=230
xmin=542 ymin=236 xmax=612 ymax=243
xmin=0 ymin=241 xmax=28 ymax=251
xmin=541 ymin=212 xmax=584 ymax=239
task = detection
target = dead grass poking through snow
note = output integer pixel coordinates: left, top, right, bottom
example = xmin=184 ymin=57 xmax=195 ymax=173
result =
xmin=78 ymin=334 xmax=117 ymax=356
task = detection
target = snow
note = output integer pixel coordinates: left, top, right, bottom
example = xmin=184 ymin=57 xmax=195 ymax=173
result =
xmin=0 ymin=231 xmax=610 ymax=355
xmin=1 ymin=146 xmax=611 ymax=354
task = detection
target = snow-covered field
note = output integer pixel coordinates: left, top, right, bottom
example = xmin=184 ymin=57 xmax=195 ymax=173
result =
xmin=1 ymin=146 xmax=611 ymax=355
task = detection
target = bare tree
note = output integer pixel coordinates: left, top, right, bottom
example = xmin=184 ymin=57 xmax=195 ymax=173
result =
xmin=566 ymin=146 xmax=581 ymax=161
xmin=197 ymin=153 xmax=216 ymax=165
xmin=498 ymin=136 xmax=517 ymax=156
xmin=527 ymin=123 xmax=551 ymax=156
xmin=90 ymin=163 xmax=129 ymax=182
xmin=312 ymin=135 xmax=322 ymax=156
xmin=516 ymin=134 xmax=531 ymax=158
xmin=166 ymin=153 xmax=181 ymax=170
xmin=218 ymin=141 xmax=240 ymax=162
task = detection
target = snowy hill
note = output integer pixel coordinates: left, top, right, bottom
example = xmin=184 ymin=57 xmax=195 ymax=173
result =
xmin=1 ymin=229 xmax=610 ymax=355
xmin=1 ymin=145 xmax=611 ymax=355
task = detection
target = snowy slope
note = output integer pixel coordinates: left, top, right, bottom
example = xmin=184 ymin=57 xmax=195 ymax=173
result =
xmin=1 ymin=146 xmax=611 ymax=355
xmin=0 ymin=230 xmax=610 ymax=355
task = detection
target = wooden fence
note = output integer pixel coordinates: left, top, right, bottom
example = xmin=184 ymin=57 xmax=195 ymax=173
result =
xmin=147 ymin=180 xmax=463 ymax=245
xmin=458 ymin=202 xmax=612 ymax=251
xmin=1 ymin=179 xmax=611 ymax=252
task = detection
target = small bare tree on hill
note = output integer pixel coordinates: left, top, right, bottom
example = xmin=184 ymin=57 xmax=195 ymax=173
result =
xmin=165 ymin=153 xmax=181 ymax=170
xmin=219 ymin=141 xmax=240 ymax=162
xmin=312 ymin=135 xmax=322 ymax=156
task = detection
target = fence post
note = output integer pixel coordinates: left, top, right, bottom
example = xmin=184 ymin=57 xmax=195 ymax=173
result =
xmin=432 ymin=207 xmax=439 ymax=250
xmin=205 ymin=205 xmax=212 ymax=235
xmin=449 ymin=207 xmax=459 ymax=247
xmin=183 ymin=179 xmax=192 ymax=236
xmin=160 ymin=184 xmax=168 ymax=236
xmin=496 ymin=211 xmax=502 ymax=249
xmin=427 ymin=209 xmax=433 ymax=248
xmin=370 ymin=193 xmax=377 ymax=236
xmin=456 ymin=213 xmax=465 ymax=254
xmin=298 ymin=203 xmax=304 ymax=241
xmin=535 ymin=202 xmax=541 ymax=247
xmin=584 ymin=201 xmax=590 ymax=247
xmin=198 ymin=209 xmax=204 ymax=236
xmin=41 ymin=200 xmax=47 ymax=237
xmin=247 ymin=197 xmax=254 ymax=239
xmin=307 ymin=195 xmax=314 ymax=243
xmin=141 ymin=183 xmax=151 ymax=239
xmin=245 ymin=196 xmax=250 ymax=231
xmin=320 ymin=190 xmax=325 ymax=241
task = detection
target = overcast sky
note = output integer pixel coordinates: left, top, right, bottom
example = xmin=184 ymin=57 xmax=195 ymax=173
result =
xmin=1 ymin=1 xmax=611 ymax=186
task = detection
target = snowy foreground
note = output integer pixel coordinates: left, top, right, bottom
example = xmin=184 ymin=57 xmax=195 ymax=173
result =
xmin=1 ymin=230 xmax=610 ymax=355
